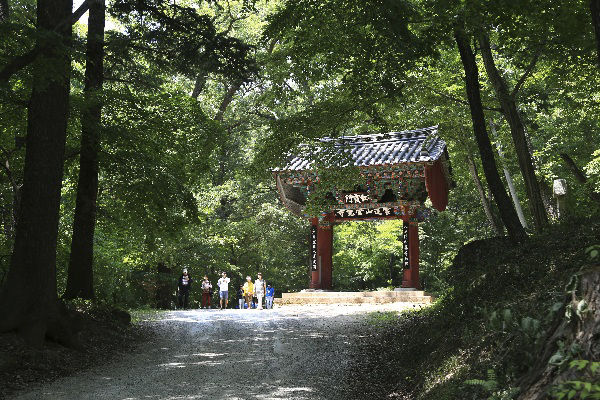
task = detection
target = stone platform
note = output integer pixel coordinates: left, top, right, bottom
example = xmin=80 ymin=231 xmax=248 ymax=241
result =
xmin=274 ymin=289 xmax=434 ymax=305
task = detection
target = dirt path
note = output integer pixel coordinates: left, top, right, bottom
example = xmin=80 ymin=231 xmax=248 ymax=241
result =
xmin=10 ymin=303 xmax=417 ymax=400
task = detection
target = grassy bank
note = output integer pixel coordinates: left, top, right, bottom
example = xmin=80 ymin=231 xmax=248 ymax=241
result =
xmin=347 ymin=219 xmax=600 ymax=399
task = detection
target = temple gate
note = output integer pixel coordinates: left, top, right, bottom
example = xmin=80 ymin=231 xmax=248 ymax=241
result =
xmin=273 ymin=126 xmax=453 ymax=290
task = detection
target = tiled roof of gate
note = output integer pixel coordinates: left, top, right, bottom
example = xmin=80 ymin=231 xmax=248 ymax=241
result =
xmin=276 ymin=126 xmax=446 ymax=172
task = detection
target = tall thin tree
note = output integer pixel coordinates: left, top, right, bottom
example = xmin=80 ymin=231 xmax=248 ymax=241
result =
xmin=466 ymin=154 xmax=504 ymax=236
xmin=454 ymin=26 xmax=526 ymax=242
xmin=64 ymin=0 xmax=105 ymax=300
xmin=477 ymin=32 xmax=548 ymax=232
xmin=0 ymin=0 xmax=75 ymax=345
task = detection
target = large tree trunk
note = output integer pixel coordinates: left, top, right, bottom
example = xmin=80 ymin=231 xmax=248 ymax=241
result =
xmin=64 ymin=0 xmax=105 ymax=300
xmin=517 ymin=267 xmax=600 ymax=399
xmin=591 ymin=0 xmax=600 ymax=67
xmin=0 ymin=0 xmax=75 ymax=346
xmin=155 ymin=262 xmax=173 ymax=309
xmin=478 ymin=32 xmax=548 ymax=232
xmin=466 ymin=155 xmax=504 ymax=236
xmin=211 ymin=79 xmax=244 ymax=186
xmin=454 ymin=28 xmax=526 ymax=242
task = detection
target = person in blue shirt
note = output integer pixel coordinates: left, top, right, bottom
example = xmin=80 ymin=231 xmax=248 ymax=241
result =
xmin=265 ymin=284 xmax=275 ymax=309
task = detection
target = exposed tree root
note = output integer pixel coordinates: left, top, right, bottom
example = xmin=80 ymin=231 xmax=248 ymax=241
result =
xmin=1 ymin=300 xmax=82 ymax=349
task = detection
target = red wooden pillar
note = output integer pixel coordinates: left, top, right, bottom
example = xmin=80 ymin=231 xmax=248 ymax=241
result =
xmin=402 ymin=222 xmax=420 ymax=289
xmin=309 ymin=218 xmax=320 ymax=288
xmin=309 ymin=215 xmax=334 ymax=290
xmin=319 ymin=221 xmax=333 ymax=290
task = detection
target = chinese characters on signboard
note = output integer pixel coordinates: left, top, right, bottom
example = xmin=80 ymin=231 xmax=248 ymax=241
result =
xmin=310 ymin=226 xmax=318 ymax=271
xmin=402 ymin=222 xmax=410 ymax=270
xmin=343 ymin=193 xmax=370 ymax=204
xmin=334 ymin=207 xmax=396 ymax=219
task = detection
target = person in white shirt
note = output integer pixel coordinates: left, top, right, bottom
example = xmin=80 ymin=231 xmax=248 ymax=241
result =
xmin=217 ymin=272 xmax=231 ymax=309
xmin=254 ymin=272 xmax=266 ymax=310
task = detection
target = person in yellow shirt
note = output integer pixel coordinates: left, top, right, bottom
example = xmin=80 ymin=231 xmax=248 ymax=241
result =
xmin=243 ymin=276 xmax=254 ymax=310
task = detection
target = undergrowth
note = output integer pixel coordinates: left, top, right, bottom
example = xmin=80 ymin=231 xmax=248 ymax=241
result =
xmin=347 ymin=218 xmax=600 ymax=399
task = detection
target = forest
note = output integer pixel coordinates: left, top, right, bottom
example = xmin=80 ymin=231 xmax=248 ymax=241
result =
xmin=0 ymin=0 xmax=599 ymax=398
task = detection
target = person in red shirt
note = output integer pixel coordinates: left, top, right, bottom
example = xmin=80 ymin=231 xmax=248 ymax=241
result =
xmin=200 ymin=275 xmax=212 ymax=309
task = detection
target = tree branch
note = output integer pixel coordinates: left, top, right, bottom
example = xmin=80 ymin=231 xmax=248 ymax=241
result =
xmin=559 ymin=152 xmax=600 ymax=204
xmin=251 ymin=109 xmax=278 ymax=121
xmin=214 ymin=80 xmax=244 ymax=122
xmin=191 ymin=73 xmax=207 ymax=99
xmin=511 ymin=43 xmax=544 ymax=98
xmin=415 ymin=81 xmax=502 ymax=112
xmin=0 ymin=0 xmax=93 ymax=83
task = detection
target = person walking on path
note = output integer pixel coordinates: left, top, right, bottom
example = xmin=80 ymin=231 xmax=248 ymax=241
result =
xmin=243 ymin=276 xmax=254 ymax=310
xmin=255 ymin=273 xmax=266 ymax=310
xmin=217 ymin=272 xmax=231 ymax=309
xmin=237 ymin=285 xmax=245 ymax=309
xmin=201 ymin=276 xmax=212 ymax=309
xmin=265 ymin=284 xmax=275 ymax=309
xmin=177 ymin=268 xmax=193 ymax=310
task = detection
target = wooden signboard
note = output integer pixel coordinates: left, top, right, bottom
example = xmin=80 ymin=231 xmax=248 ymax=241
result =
xmin=402 ymin=221 xmax=410 ymax=270
xmin=334 ymin=206 xmax=396 ymax=219
xmin=310 ymin=225 xmax=318 ymax=271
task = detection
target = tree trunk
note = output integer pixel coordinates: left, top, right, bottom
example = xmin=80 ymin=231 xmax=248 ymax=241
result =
xmin=478 ymin=32 xmax=548 ymax=232
xmin=214 ymin=80 xmax=243 ymax=122
xmin=466 ymin=155 xmax=504 ymax=236
xmin=191 ymin=73 xmax=207 ymax=99
xmin=0 ymin=156 xmax=21 ymax=239
xmin=0 ymin=0 xmax=9 ymax=21
xmin=454 ymin=28 xmax=526 ymax=242
xmin=489 ymin=120 xmax=528 ymax=228
xmin=64 ymin=0 xmax=105 ymax=300
xmin=517 ymin=267 xmax=600 ymax=399
xmin=591 ymin=0 xmax=600 ymax=67
xmin=155 ymin=262 xmax=172 ymax=309
xmin=0 ymin=0 xmax=75 ymax=346
xmin=210 ymin=80 xmax=244 ymax=186
xmin=0 ymin=0 xmax=91 ymax=84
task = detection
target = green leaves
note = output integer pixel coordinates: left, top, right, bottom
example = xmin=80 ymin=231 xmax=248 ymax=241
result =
xmin=552 ymin=360 xmax=600 ymax=399
xmin=333 ymin=220 xmax=404 ymax=289
xmin=109 ymin=0 xmax=256 ymax=81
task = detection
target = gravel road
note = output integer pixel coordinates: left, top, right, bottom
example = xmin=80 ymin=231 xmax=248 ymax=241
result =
xmin=10 ymin=303 xmax=417 ymax=400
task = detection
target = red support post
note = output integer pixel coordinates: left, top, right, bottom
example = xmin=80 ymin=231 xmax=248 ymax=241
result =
xmin=402 ymin=221 xmax=420 ymax=289
xmin=319 ymin=222 xmax=333 ymax=290
xmin=309 ymin=214 xmax=334 ymax=290
xmin=309 ymin=218 xmax=320 ymax=289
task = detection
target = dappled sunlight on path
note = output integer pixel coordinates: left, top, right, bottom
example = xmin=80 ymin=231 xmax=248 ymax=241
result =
xmin=11 ymin=303 xmax=418 ymax=400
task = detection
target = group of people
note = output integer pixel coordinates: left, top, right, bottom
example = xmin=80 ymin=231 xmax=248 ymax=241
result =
xmin=176 ymin=269 xmax=275 ymax=310
xmin=237 ymin=273 xmax=275 ymax=310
